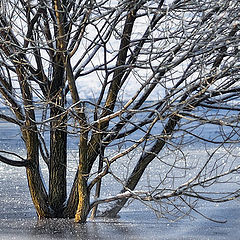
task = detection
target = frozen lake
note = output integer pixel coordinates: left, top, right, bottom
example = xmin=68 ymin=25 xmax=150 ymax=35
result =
xmin=0 ymin=166 xmax=240 ymax=240
xmin=1 ymin=150 xmax=240 ymax=239
xmin=0 ymin=107 xmax=240 ymax=239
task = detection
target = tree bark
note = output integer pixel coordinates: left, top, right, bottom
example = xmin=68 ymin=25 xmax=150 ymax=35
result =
xmin=49 ymin=123 xmax=67 ymax=217
xmin=49 ymin=70 xmax=67 ymax=216
xmin=25 ymin=124 xmax=50 ymax=218
xmin=22 ymin=114 xmax=50 ymax=218
xmin=75 ymin=129 xmax=90 ymax=223
xmin=75 ymin=172 xmax=90 ymax=223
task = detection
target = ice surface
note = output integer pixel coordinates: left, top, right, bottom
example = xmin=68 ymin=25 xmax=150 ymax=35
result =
xmin=0 ymin=108 xmax=240 ymax=239
xmin=0 ymin=146 xmax=240 ymax=239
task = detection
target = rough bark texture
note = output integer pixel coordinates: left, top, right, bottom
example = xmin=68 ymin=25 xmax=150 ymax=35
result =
xmin=75 ymin=130 xmax=90 ymax=223
xmin=26 ymin=166 xmax=50 ymax=218
xmin=23 ymin=117 xmax=50 ymax=218
xmin=75 ymin=174 xmax=90 ymax=223
xmin=48 ymin=84 xmax=67 ymax=216
xmin=49 ymin=125 xmax=67 ymax=216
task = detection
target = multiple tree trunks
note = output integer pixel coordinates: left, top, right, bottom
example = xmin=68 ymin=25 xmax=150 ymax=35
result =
xmin=0 ymin=0 xmax=239 ymax=223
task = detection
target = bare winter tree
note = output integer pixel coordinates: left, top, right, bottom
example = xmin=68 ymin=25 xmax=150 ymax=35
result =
xmin=0 ymin=0 xmax=239 ymax=223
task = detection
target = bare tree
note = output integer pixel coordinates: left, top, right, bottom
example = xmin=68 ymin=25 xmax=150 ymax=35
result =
xmin=0 ymin=0 xmax=239 ymax=223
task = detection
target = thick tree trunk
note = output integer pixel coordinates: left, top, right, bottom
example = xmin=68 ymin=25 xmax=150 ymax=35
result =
xmin=26 ymin=166 xmax=51 ymax=218
xmin=23 ymin=122 xmax=50 ymax=218
xmin=75 ymin=129 xmax=90 ymax=223
xmin=75 ymin=173 xmax=90 ymax=223
xmin=48 ymin=27 xmax=67 ymax=215
xmin=16 ymin=64 xmax=51 ymax=218
xmin=49 ymin=123 xmax=67 ymax=217
xmin=48 ymin=75 xmax=67 ymax=217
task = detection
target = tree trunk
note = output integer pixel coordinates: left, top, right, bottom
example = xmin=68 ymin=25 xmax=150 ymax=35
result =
xmin=26 ymin=166 xmax=51 ymax=218
xmin=48 ymin=50 xmax=67 ymax=217
xmin=23 ymin=122 xmax=50 ymax=218
xmin=63 ymin=173 xmax=79 ymax=218
xmin=49 ymin=123 xmax=67 ymax=217
xmin=75 ymin=129 xmax=90 ymax=223
xmin=75 ymin=172 xmax=90 ymax=223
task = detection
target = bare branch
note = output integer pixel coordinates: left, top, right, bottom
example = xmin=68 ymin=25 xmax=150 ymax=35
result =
xmin=0 ymin=153 xmax=28 ymax=167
